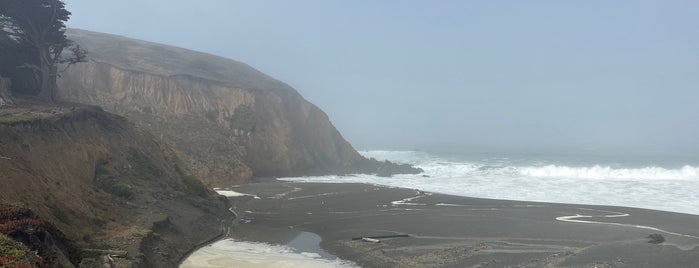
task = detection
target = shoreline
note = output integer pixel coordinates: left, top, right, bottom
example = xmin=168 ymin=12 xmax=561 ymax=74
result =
xmin=174 ymin=215 xmax=233 ymax=266
xmin=183 ymin=180 xmax=699 ymax=267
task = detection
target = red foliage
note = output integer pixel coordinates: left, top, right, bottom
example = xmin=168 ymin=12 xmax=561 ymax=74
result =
xmin=0 ymin=256 xmax=37 ymax=267
xmin=0 ymin=206 xmax=22 ymax=221
xmin=11 ymin=264 xmax=35 ymax=268
xmin=0 ymin=204 xmax=43 ymax=235
xmin=0 ymin=218 xmax=43 ymax=235
xmin=0 ymin=256 xmax=11 ymax=265
xmin=0 ymin=204 xmax=50 ymax=267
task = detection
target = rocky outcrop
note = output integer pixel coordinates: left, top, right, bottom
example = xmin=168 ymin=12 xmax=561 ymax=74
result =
xmin=0 ymin=76 xmax=12 ymax=107
xmin=58 ymin=29 xmax=420 ymax=187
xmin=0 ymin=103 xmax=230 ymax=267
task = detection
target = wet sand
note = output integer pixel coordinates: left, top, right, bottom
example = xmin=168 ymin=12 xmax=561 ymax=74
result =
xmin=221 ymin=180 xmax=699 ymax=267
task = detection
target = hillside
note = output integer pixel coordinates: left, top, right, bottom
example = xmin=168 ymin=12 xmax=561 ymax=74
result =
xmin=0 ymin=101 xmax=230 ymax=267
xmin=58 ymin=29 xmax=420 ymax=187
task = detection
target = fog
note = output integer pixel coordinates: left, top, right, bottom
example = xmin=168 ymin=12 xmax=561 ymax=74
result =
xmin=65 ymin=1 xmax=699 ymax=153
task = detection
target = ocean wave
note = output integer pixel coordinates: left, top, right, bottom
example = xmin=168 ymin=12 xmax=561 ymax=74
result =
xmin=312 ymin=150 xmax=699 ymax=215
xmin=519 ymin=165 xmax=699 ymax=180
xmin=359 ymin=150 xmax=699 ymax=181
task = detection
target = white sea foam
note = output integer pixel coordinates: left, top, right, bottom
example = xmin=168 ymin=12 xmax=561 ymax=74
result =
xmin=281 ymin=150 xmax=699 ymax=215
xmin=180 ymin=239 xmax=358 ymax=268
xmin=214 ymin=188 xmax=261 ymax=199
xmin=520 ymin=165 xmax=699 ymax=180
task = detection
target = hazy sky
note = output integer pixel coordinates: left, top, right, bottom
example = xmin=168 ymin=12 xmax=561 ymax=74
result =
xmin=65 ymin=1 xmax=699 ymax=152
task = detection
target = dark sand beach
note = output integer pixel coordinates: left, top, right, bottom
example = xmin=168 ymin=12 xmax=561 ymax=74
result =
xmin=211 ymin=180 xmax=699 ymax=267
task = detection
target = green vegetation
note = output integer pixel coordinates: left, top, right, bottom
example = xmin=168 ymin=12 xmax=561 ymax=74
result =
xmin=0 ymin=113 xmax=39 ymax=124
xmin=94 ymin=162 xmax=109 ymax=177
xmin=182 ymin=175 xmax=208 ymax=197
xmin=227 ymin=104 xmax=256 ymax=131
xmin=108 ymin=184 xmax=134 ymax=199
xmin=0 ymin=0 xmax=86 ymax=100
xmin=130 ymin=150 xmax=161 ymax=180
xmin=0 ymin=234 xmax=38 ymax=267
xmin=49 ymin=205 xmax=69 ymax=225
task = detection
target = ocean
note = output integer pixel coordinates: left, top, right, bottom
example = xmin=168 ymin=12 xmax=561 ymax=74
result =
xmin=184 ymin=149 xmax=699 ymax=267
xmin=281 ymin=149 xmax=699 ymax=215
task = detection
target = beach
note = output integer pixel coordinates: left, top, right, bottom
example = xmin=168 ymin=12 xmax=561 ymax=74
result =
xmin=182 ymin=180 xmax=699 ymax=267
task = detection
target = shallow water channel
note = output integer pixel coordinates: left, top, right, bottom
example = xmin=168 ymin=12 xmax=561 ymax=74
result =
xmin=179 ymin=231 xmax=357 ymax=268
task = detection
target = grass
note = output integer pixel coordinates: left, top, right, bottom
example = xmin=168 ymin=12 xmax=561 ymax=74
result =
xmin=0 ymin=113 xmax=39 ymax=123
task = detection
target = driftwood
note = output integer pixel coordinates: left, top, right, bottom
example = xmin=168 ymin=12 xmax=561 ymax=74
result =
xmin=83 ymin=249 xmax=129 ymax=258
xmin=351 ymin=234 xmax=410 ymax=241
xmin=361 ymin=237 xmax=381 ymax=243
xmin=648 ymin=233 xmax=665 ymax=244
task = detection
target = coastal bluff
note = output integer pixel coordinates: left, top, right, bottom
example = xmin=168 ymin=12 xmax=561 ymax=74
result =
xmin=0 ymin=75 xmax=12 ymax=107
xmin=0 ymin=103 xmax=230 ymax=267
xmin=58 ymin=29 xmax=420 ymax=187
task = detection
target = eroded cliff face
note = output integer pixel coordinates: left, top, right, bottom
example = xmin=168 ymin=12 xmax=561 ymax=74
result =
xmin=58 ymin=29 xmax=365 ymax=187
xmin=0 ymin=103 xmax=229 ymax=267
xmin=58 ymin=61 xmax=255 ymax=187
xmin=0 ymin=76 xmax=12 ymax=107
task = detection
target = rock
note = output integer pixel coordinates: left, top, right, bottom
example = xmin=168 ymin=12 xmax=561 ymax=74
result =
xmin=648 ymin=233 xmax=665 ymax=244
xmin=357 ymin=158 xmax=424 ymax=177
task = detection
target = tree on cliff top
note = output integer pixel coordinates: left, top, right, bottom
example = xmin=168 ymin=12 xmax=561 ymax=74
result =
xmin=0 ymin=0 xmax=86 ymax=101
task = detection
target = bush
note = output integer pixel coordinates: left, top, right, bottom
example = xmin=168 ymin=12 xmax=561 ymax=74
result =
xmin=182 ymin=176 xmax=208 ymax=197
xmin=49 ymin=206 xmax=69 ymax=225
xmin=94 ymin=163 xmax=109 ymax=177
xmin=109 ymin=184 xmax=134 ymax=199
xmin=0 ymin=218 xmax=43 ymax=235
xmin=0 ymin=234 xmax=39 ymax=267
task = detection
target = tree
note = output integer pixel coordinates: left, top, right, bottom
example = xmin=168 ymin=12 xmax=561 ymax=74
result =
xmin=0 ymin=0 xmax=86 ymax=101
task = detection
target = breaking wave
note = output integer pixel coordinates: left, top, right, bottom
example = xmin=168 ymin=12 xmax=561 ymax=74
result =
xmin=361 ymin=150 xmax=699 ymax=181
xmin=519 ymin=165 xmax=699 ymax=180
xmin=283 ymin=150 xmax=699 ymax=215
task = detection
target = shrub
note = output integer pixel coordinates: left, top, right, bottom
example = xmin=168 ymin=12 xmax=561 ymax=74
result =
xmin=0 ymin=234 xmax=38 ymax=267
xmin=0 ymin=219 xmax=43 ymax=234
xmin=49 ymin=206 xmax=69 ymax=225
xmin=94 ymin=163 xmax=109 ymax=177
xmin=109 ymin=184 xmax=134 ymax=199
xmin=0 ymin=203 xmax=31 ymax=221
xmin=182 ymin=176 xmax=208 ymax=197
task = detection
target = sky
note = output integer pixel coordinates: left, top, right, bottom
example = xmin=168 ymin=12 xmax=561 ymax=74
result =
xmin=64 ymin=1 xmax=699 ymax=153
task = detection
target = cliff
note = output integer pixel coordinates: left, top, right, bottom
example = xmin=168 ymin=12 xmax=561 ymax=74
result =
xmin=0 ymin=102 xmax=230 ymax=267
xmin=0 ymin=76 xmax=11 ymax=107
xmin=58 ymin=29 xmax=420 ymax=187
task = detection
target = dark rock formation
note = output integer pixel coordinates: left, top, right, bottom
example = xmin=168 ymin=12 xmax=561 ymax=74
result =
xmin=357 ymin=158 xmax=424 ymax=177
xmin=58 ymin=29 xmax=421 ymax=187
